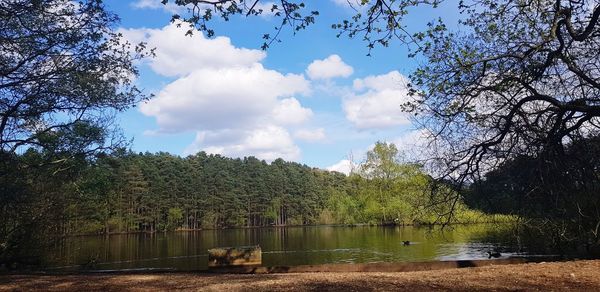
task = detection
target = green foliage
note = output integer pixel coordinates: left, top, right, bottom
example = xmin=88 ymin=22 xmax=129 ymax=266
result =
xmin=466 ymin=136 xmax=600 ymax=251
xmin=2 ymin=145 xmax=505 ymax=242
xmin=0 ymin=0 xmax=149 ymax=267
xmin=0 ymin=149 xmax=90 ymax=267
xmin=167 ymin=208 xmax=184 ymax=231
xmin=323 ymin=188 xmax=359 ymax=224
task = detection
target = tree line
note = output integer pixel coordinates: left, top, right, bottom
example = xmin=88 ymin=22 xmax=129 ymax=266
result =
xmin=2 ymin=142 xmax=502 ymax=238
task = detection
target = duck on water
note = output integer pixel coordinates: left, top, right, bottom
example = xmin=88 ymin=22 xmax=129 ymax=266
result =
xmin=487 ymin=251 xmax=501 ymax=259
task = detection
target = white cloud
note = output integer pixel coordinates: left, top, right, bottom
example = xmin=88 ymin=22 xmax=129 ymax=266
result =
xmin=306 ymin=54 xmax=354 ymax=80
xmin=343 ymin=71 xmax=413 ymax=129
xmin=118 ymin=24 xmax=266 ymax=77
xmin=184 ymin=125 xmax=300 ymax=161
xmin=139 ymin=63 xmax=309 ymax=132
xmin=294 ymin=128 xmax=326 ymax=142
xmin=122 ymin=23 xmax=315 ymax=161
xmin=352 ymin=70 xmax=408 ymax=91
xmin=272 ymin=98 xmax=313 ymax=125
xmin=326 ymin=159 xmax=354 ymax=175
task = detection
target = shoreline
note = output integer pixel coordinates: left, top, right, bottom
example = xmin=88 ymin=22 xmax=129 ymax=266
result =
xmin=3 ymin=257 xmax=562 ymax=276
xmin=69 ymin=221 xmax=515 ymax=237
xmin=2 ymin=260 xmax=599 ymax=291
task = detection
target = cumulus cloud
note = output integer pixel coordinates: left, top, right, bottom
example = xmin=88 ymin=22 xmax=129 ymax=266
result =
xmin=139 ymin=63 xmax=309 ymax=132
xmin=184 ymin=125 xmax=300 ymax=161
xmin=326 ymin=159 xmax=355 ymax=175
xmin=272 ymin=98 xmax=313 ymax=125
xmin=306 ymin=54 xmax=354 ymax=80
xmin=119 ymin=24 xmax=265 ymax=77
xmin=343 ymin=71 xmax=413 ymax=129
xmin=124 ymin=23 xmax=313 ymax=161
xmin=294 ymin=128 xmax=326 ymax=142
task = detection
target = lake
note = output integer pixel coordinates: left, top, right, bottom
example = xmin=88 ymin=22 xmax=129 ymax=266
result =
xmin=45 ymin=224 xmax=532 ymax=271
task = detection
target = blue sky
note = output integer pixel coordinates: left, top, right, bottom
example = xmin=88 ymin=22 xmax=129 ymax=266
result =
xmin=105 ymin=0 xmax=455 ymax=173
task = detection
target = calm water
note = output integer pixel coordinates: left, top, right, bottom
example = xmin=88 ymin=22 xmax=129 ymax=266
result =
xmin=45 ymin=224 xmax=530 ymax=271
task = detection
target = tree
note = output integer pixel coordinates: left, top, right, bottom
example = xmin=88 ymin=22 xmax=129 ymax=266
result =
xmin=406 ymin=0 xmax=600 ymax=184
xmin=0 ymin=0 xmax=148 ymax=267
xmin=393 ymin=1 xmax=600 ymax=236
xmin=361 ymin=142 xmax=404 ymax=181
xmin=467 ymin=136 xmax=600 ymax=251
xmin=359 ymin=142 xmax=402 ymax=223
xmin=0 ymin=145 xmax=93 ymax=268
xmin=0 ymin=0 xmax=149 ymax=156
xmin=358 ymin=142 xmax=432 ymax=224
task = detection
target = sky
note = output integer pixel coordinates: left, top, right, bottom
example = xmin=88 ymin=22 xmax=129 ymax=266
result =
xmin=105 ymin=0 xmax=455 ymax=174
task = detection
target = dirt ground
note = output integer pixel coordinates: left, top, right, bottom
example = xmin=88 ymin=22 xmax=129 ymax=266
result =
xmin=1 ymin=260 xmax=600 ymax=291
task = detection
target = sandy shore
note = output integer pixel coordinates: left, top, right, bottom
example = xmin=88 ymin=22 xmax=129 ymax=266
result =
xmin=2 ymin=260 xmax=600 ymax=291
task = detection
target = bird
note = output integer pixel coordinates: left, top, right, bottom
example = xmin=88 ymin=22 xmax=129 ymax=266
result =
xmin=487 ymin=251 xmax=501 ymax=259
xmin=402 ymin=240 xmax=410 ymax=246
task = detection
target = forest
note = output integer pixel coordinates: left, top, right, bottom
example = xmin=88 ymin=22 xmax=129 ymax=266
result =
xmin=1 ymin=142 xmax=503 ymax=239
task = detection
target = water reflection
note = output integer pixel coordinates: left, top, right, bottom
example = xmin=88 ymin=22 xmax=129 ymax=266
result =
xmin=45 ymin=224 xmax=530 ymax=271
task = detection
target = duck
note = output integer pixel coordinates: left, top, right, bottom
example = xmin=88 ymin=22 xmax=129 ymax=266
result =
xmin=402 ymin=240 xmax=410 ymax=246
xmin=487 ymin=251 xmax=501 ymax=259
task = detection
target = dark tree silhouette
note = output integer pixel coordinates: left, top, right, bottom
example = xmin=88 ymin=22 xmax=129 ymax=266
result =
xmin=0 ymin=0 xmax=150 ymax=157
